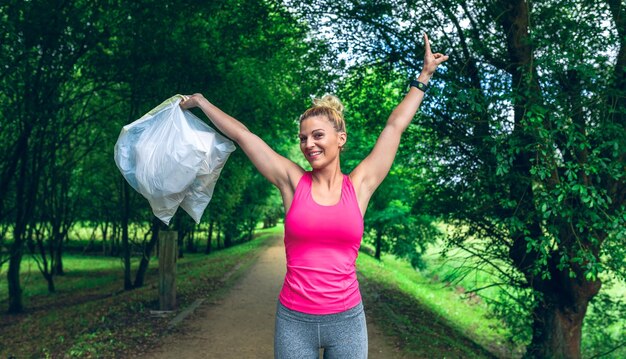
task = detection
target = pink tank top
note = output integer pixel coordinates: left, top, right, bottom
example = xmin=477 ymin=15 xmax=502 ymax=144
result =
xmin=279 ymin=172 xmax=364 ymax=314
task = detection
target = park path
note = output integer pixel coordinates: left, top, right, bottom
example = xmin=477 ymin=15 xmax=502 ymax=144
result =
xmin=142 ymin=234 xmax=404 ymax=359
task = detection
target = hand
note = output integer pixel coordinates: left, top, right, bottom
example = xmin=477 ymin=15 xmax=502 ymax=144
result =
xmin=422 ymin=33 xmax=448 ymax=76
xmin=180 ymin=93 xmax=206 ymax=110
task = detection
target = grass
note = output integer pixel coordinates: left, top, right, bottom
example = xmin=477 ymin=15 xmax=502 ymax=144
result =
xmin=0 ymin=254 xmax=133 ymax=301
xmin=1 ymin=222 xmax=509 ymax=359
xmin=357 ymin=249 xmax=522 ymax=358
xmin=0 ymin=226 xmax=282 ymax=358
xmin=381 ymin=221 xmax=626 ymax=359
xmin=4 ymin=220 xmax=623 ymax=358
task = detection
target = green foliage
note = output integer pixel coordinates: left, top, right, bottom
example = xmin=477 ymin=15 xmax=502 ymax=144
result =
xmin=2 ymin=0 xmax=622 ymax=355
xmin=289 ymin=0 xmax=626 ymax=356
xmin=1 ymin=0 xmax=335 ymax=312
xmin=336 ymin=66 xmax=440 ymax=268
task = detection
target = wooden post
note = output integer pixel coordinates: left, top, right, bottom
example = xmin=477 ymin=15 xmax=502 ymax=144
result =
xmin=159 ymin=230 xmax=177 ymax=310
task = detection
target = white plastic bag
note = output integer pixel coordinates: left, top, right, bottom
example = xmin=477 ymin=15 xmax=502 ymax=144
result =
xmin=114 ymin=95 xmax=236 ymax=225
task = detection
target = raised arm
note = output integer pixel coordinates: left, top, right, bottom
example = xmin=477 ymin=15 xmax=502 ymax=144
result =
xmin=181 ymin=94 xmax=303 ymax=192
xmin=351 ymin=33 xmax=448 ymax=202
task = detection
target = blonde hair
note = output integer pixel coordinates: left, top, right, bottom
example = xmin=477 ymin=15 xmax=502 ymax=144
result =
xmin=299 ymin=94 xmax=346 ymax=133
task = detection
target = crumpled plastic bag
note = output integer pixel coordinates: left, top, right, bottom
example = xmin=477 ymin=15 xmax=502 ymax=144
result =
xmin=114 ymin=95 xmax=236 ymax=225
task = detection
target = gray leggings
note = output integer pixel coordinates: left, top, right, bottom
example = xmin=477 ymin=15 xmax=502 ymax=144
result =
xmin=274 ymin=301 xmax=368 ymax=359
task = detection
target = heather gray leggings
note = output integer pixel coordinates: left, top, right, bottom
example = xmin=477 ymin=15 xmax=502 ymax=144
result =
xmin=274 ymin=301 xmax=368 ymax=359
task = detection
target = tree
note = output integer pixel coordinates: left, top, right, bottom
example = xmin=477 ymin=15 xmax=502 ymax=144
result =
xmin=0 ymin=0 xmax=116 ymax=313
xmin=133 ymin=217 xmax=162 ymax=288
xmin=288 ymin=0 xmax=626 ymax=357
xmin=0 ymin=0 xmax=337 ymax=313
xmin=238 ymin=172 xmax=274 ymax=242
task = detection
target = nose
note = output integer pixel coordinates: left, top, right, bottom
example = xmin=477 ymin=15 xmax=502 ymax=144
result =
xmin=306 ymin=137 xmax=315 ymax=149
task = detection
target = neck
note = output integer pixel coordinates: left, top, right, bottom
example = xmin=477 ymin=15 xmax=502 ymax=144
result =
xmin=310 ymin=162 xmax=343 ymax=189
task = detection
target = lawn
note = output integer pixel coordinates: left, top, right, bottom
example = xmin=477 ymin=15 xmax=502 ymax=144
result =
xmin=357 ymin=249 xmax=522 ymax=358
xmin=0 ymin=226 xmax=281 ymax=358
xmin=369 ymin=221 xmax=626 ymax=359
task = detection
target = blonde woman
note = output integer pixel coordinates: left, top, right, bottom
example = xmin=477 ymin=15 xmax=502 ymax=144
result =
xmin=181 ymin=33 xmax=447 ymax=358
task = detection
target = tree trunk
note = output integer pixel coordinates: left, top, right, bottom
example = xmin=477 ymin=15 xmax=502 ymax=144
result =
xmin=525 ymin=305 xmax=584 ymax=358
xmin=0 ymin=133 xmax=30 ymax=216
xmin=224 ymin=232 xmax=232 ymax=248
xmin=216 ymin=223 xmax=222 ymax=249
xmin=121 ymin=181 xmax=133 ymax=290
xmin=177 ymin=231 xmax=185 ymax=259
xmin=111 ymin=222 xmax=119 ymax=256
xmin=224 ymin=221 xmax=234 ymax=248
xmin=514 ymin=232 xmax=602 ymax=358
xmin=205 ymin=220 xmax=214 ymax=254
xmin=7 ymin=244 xmax=23 ymax=313
xmin=524 ymin=276 xmax=599 ymax=359
xmin=247 ymin=226 xmax=254 ymax=241
xmin=34 ymin=229 xmax=56 ymax=294
xmin=374 ymin=229 xmax=382 ymax=260
xmin=7 ymin=140 xmax=30 ymax=313
xmin=186 ymin=227 xmax=196 ymax=253
xmin=44 ymin=272 xmax=56 ymax=293
xmin=53 ymin=232 xmax=64 ymax=276
xmin=495 ymin=2 xmax=599 ymax=358
xmin=134 ymin=218 xmax=160 ymax=288
xmin=101 ymin=220 xmax=109 ymax=255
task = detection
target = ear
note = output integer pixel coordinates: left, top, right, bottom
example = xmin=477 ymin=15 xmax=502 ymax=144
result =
xmin=338 ymin=132 xmax=347 ymax=147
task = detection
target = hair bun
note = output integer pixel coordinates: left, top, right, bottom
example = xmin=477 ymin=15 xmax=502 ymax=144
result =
xmin=313 ymin=94 xmax=344 ymax=116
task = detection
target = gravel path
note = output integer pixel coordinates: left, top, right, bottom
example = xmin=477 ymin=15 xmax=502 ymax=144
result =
xmin=143 ymin=234 xmax=404 ymax=358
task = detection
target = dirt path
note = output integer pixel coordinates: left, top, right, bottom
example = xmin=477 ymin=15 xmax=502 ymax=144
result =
xmin=143 ymin=234 xmax=405 ymax=358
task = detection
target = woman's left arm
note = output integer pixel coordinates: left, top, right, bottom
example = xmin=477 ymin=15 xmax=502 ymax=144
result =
xmin=351 ymin=33 xmax=448 ymax=200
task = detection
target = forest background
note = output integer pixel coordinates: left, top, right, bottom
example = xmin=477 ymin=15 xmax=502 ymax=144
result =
xmin=1 ymin=0 xmax=624 ymax=358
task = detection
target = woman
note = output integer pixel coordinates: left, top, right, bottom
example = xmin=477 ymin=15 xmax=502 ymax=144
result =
xmin=180 ymin=33 xmax=447 ymax=358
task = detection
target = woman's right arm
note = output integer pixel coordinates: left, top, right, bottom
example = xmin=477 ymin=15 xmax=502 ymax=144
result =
xmin=181 ymin=93 xmax=303 ymax=190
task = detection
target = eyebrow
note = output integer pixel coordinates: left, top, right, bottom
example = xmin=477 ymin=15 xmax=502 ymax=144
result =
xmin=299 ymin=129 xmax=326 ymax=137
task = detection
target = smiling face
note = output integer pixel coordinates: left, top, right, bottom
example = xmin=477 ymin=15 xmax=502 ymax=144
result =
xmin=299 ymin=115 xmax=347 ymax=169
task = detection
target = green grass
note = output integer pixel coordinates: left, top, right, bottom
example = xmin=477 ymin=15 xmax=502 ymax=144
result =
xmin=0 ymin=226 xmax=282 ymax=358
xmin=4 ymin=221 xmax=623 ymax=358
xmin=395 ymin=222 xmax=626 ymax=358
xmin=357 ymin=250 xmax=521 ymax=358
xmin=0 ymin=254 xmax=134 ymax=300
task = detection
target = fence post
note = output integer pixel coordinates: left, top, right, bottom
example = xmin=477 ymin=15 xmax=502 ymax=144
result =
xmin=159 ymin=230 xmax=177 ymax=310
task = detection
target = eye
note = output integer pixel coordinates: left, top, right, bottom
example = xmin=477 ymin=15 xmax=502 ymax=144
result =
xmin=299 ymin=136 xmax=306 ymax=143
xmin=314 ymin=133 xmax=323 ymax=139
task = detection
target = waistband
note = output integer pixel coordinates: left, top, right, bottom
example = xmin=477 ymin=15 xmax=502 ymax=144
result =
xmin=276 ymin=300 xmax=364 ymax=324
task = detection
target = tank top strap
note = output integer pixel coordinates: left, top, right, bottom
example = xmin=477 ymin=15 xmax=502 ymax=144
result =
xmin=340 ymin=174 xmax=349 ymax=199
xmin=342 ymin=174 xmax=353 ymax=193
xmin=341 ymin=174 xmax=361 ymax=217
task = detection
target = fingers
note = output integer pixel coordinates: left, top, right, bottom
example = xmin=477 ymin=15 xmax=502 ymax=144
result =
xmin=425 ymin=35 xmax=449 ymax=60
xmin=179 ymin=95 xmax=192 ymax=109
xmin=433 ymin=53 xmax=449 ymax=64
xmin=180 ymin=94 xmax=205 ymax=109
xmin=423 ymin=33 xmax=432 ymax=54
